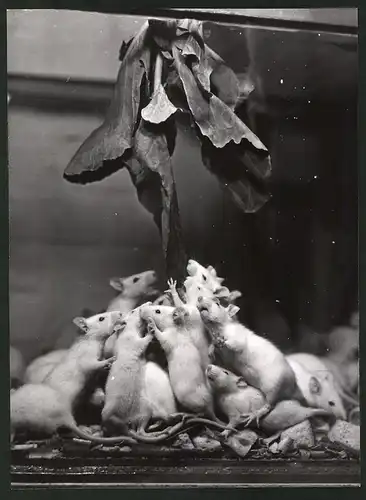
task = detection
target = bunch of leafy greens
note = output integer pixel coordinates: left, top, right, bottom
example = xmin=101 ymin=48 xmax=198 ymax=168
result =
xmin=64 ymin=18 xmax=271 ymax=282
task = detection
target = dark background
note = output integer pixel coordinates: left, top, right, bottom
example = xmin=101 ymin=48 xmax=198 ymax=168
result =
xmin=7 ymin=9 xmax=358 ymax=363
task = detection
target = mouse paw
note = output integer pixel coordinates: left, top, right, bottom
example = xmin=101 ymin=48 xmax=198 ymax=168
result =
xmin=220 ymin=429 xmax=232 ymax=441
xmin=238 ymin=412 xmax=260 ymax=428
xmin=147 ymin=318 xmax=157 ymax=335
xmin=165 ymin=278 xmax=177 ymax=294
xmin=214 ymin=336 xmax=226 ymax=349
xmin=102 ymin=356 xmax=116 ymax=369
xmin=208 ymin=344 xmax=216 ymax=361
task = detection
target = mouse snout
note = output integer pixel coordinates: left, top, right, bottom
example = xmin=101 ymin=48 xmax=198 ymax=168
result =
xmin=206 ymin=364 xmax=217 ymax=381
xmin=187 ymin=260 xmax=198 ymax=275
xmin=147 ymin=270 xmax=158 ymax=284
xmin=197 ymin=297 xmax=210 ymax=312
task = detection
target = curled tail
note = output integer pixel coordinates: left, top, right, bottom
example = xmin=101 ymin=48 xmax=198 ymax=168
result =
xmin=70 ymin=412 xmax=236 ymax=445
xmin=69 ymin=423 xmax=137 ymax=445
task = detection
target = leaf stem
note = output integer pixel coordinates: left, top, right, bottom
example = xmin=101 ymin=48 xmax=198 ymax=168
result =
xmin=154 ymin=52 xmax=163 ymax=94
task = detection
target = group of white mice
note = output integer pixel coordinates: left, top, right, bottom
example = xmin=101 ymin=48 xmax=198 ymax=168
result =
xmin=10 ymin=259 xmax=359 ymax=447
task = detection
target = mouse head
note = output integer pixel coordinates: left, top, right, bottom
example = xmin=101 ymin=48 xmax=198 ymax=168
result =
xmin=73 ymin=311 xmax=123 ymax=340
xmin=139 ymin=304 xmax=175 ymax=331
xmin=185 ymin=276 xmax=242 ymax=309
xmin=186 ymin=260 xmax=224 ymax=292
xmin=109 ymin=270 xmax=158 ymax=299
xmin=112 ymin=303 xmax=153 ymax=342
xmin=206 ymin=364 xmax=247 ymax=393
xmin=307 ymin=373 xmax=347 ymax=420
xmin=197 ymin=297 xmax=240 ymax=325
xmin=183 ymin=277 xmax=213 ymax=305
xmin=153 ymin=294 xmax=172 ymax=306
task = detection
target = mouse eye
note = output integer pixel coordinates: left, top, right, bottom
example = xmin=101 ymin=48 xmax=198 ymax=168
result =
xmin=223 ymin=370 xmax=229 ymax=375
xmin=133 ymin=277 xmax=140 ymax=283
xmin=202 ymin=274 xmax=207 ymax=282
xmin=99 ymin=316 xmax=105 ymax=322
xmin=156 ymin=309 xmax=161 ymax=314
xmin=329 ymin=401 xmax=335 ymax=407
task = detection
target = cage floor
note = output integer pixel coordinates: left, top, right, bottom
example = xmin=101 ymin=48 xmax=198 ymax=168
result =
xmin=11 ymin=441 xmax=360 ymax=487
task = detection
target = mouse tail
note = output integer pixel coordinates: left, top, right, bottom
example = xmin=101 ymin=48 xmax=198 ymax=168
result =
xmin=309 ymin=408 xmax=333 ymax=418
xmin=127 ymin=418 xmax=190 ymax=443
xmin=129 ymin=414 xmax=237 ymax=443
xmin=183 ymin=416 xmax=237 ymax=433
xmin=69 ymin=422 xmax=137 ymax=445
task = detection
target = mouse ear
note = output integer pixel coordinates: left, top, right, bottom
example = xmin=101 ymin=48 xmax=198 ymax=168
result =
xmin=109 ymin=277 xmax=124 ymax=292
xmin=207 ymin=265 xmax=217 ymax=277
xmin=215 ymin=286 xmax=230 ymax=298
xmin=309 ymin=376 xmax=322 ymax=395
xmin=236 ymin=377 xmax=248 ymax=388
xmin=226 ymin=304 xmax=240 ymax=318
xmin=229 ymin=290 xmax=242 ymax=302
xmin=73 ymin=317 xmax=89 ymax=333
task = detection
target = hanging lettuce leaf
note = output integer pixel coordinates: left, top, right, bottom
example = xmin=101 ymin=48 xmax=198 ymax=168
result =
xmin=64 ymin=22 xmax=151 ymax=182
xmin=176 ymin=18 xmax=205 ymax=46
xmin=141 ymin=82 xmax=178 ymax=124
xmin=148 ymin=19 xmax=178 ymax=52
xmin=200 ymin=136 xmax=271 ymax=213
xmin=63 ymin=17 xmax=272 ymax=283
xmin=125 ymin=159 xmax=163 ymax=230
xmin=172 ymin=44 xmax=268 ymax=151
xmin=141 ymin=52 xmax=178 ymax=127
xmin=209 ymin=64 xmax=240 ymax=110
xmin=133 ymin=118 xmax=187 ymax=282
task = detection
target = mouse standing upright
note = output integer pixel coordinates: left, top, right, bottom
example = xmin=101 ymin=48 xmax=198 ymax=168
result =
xmin=10 ymin=311 xmax=134 ymax=444
xmin=198 ymin=297 xmax=298 ymax=426
xmin=103 ymin=270 xmax=159 ymax=357
xmin=140 ymin=304 xmax=232 ymax=431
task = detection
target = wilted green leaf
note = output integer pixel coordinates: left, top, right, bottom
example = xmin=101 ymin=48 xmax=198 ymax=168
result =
xmin=175 ymin=34 xmax=203 ymax=61
xmin=133 ymin=118 xmax=187 ymax=282
xmin=201 ymin=138 xmax=271 ymax=213
xmin=149 ymin=19 xmax=178 ymax=52
xmin=141 ymin=83 xmax=178 ymax=124
xmin=64 ymin=22 xmax=151 ymax=181
xmin=209 ymin=64 xmax=240 ymax=110
xmin=176 ymin=18 xmax=204 ymax=43
xmin=172 ymin=44 xmax=268 ymax=151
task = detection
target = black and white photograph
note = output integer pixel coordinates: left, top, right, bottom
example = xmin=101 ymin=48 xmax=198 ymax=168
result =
xmin=8 ymin=8 xmax=360 ymax=488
